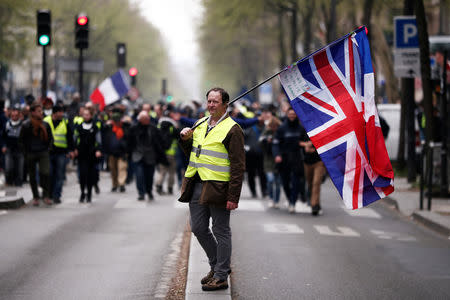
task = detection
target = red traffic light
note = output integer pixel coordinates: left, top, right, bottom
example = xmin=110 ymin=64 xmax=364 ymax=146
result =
xmin=77 ymin=15 xmax=88 ymax=26
xmin=129 ymin=67 xmax=138 ymax=77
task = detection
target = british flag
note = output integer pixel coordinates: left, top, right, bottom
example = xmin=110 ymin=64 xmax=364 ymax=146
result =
xmin=279 ymin=26 xmax=394 ymax=209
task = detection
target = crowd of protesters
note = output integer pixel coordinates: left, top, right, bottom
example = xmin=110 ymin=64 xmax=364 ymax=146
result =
xmin=0 ymin=92 xmax=327 ymax=216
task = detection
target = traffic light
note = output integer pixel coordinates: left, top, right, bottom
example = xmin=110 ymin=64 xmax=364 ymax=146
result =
xmin=129 ymin=67 xmax=138 ymax=86
xmin=117 ymin=43 xmax=126 ymax=68
xmin=37 ymin=10 xmax=51 ymax=46
xmin=75 ymin=13 xmax=89 ymax=49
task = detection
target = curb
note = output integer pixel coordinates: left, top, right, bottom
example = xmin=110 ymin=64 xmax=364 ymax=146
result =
xmin=383 ymin=196 xmax=450 ymax=237
xmin=412 ymin=211 xmax=450 ymax=237
xmin=185 ymin=235 xmax=232 ymax=300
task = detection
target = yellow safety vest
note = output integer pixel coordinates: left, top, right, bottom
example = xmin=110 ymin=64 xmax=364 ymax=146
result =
xmin=44 ymin=115 xmax=68 ymax=148
xmin=73 ymin=116 xmax=84 ymax=125
xmin=184 ymin=116 xmax=238 ymax=182
xmin=165 ymin=126 xmax=177 ymax=156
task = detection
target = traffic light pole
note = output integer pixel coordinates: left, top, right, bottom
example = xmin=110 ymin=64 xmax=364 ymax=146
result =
xmin=78 ymin=48 xmax=84 ymax=100
xmin=41 ymin=45 xmax=47 ymax=98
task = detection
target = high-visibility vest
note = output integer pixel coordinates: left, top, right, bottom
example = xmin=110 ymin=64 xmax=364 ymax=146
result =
xmin=184 ymin=116 xmax=238 ymax=182
xmin=165 ymin=126 xmax=177 ymax=156
xmin=44 ymin=115 xmax=68 ymax=148
xmin=73 ymin=116 xmax=84 ymax=125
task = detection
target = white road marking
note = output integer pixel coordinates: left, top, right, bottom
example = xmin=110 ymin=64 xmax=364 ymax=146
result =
xmin=370 ymin=230 xmax=417 ymax=242
xmin=237 ymin=200 xmax=265 ymax=212
xmin=314 ymin=225 xmax=360 ymax=237
xmin=264 ymin=224 xmax=304 ymax=234
xmin=0 ymin=210 xmax=8 ymax=216
xmin=341 ymin=205 xmax=382 ymax=219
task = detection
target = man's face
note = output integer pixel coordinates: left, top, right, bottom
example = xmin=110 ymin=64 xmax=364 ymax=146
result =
xmin=287 ymin=109 xmax=297 ymax=122
xmin=32 ymin=107 xmax=43 ymax=120
xmin=207 ymin=91 xmax=227 ymax=118
xmin=10 ymin=110 xmax=20 ymax=121
xmin=54 ymin=111 xmax=64 ymax=120
xmin=142 ymin=104 xmax=151 ymax=112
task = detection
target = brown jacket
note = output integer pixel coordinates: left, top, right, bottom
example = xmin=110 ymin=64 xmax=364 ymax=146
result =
xmin=178 ymin=117 xmax=245 ymax=208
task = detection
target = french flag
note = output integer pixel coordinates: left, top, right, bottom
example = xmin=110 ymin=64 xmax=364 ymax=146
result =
xmin=90 ymin=70 xmax=130 ymax=111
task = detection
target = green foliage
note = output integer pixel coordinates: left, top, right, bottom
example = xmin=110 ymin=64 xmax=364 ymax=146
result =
xmin=1 ymin=0 xmax=169 ymax=100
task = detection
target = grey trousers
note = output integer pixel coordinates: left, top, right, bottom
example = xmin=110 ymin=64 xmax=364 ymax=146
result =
xmin=189 ymin=182 xmax=231 ymax=281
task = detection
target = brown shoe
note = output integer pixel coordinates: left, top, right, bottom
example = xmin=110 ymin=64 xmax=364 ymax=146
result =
xmin=44 ymin=198 xmax=53 ymax=206
xmin=200 ymin=270 xmax=215 ymax=284
xmin=32 ymin=199 xmax=39 ymax=206
xmin=201 ymin=278 xmax=228 ymax=291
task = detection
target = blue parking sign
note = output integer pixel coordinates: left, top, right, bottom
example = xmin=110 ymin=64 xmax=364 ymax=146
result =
xmin=394 ymin=16 xmax=419 ymax=48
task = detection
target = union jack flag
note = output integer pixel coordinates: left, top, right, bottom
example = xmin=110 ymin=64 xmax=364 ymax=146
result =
xmin=279 ymin=26 xmax=394 ymax=209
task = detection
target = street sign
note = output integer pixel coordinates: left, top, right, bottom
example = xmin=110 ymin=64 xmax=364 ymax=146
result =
xmin=394 ymin=16 xmax=420 ymax=78
xmin=57 ymin=57 xmax=103 ymax=73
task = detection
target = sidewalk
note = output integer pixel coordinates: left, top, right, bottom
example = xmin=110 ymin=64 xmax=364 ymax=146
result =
xmin=385 ymin=177 xmax=450 ymax=237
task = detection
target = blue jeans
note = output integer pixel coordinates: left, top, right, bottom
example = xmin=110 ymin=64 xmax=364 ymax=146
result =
xmin=266 ymin=171 xmax=281 ymax=203
xmin=50 ymin=153 xmax=67 ymax=200
xmin=135 ymin=160 xmax=155 ymax=197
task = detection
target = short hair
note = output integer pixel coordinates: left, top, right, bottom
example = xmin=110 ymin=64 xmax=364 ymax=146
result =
xmin=206 ymin=87 xmax=229 ymax=104
xmin=137 ymin=110 xmax=150 ymax=121
xmin=30 ymin=101 xmax=42 ymax=112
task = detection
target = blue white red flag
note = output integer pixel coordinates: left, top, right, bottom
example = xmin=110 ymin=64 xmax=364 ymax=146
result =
xmin=279 ymin=26 xmax=394 ymax=209
xmin=90 ymin=70 xmax=130 ymax=111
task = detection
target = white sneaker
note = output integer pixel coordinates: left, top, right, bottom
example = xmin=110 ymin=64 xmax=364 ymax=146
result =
xmin=273 ymin=202 xmax=280 ymax=209
xmin=288 ymin=204 xmax=295 ymax=213
xmin=268 ymin=200 xmax=275 ymax=208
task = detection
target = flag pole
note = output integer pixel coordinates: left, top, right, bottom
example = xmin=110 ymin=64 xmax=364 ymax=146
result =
xmin=191 ymin=67 xmax=287 ymax=130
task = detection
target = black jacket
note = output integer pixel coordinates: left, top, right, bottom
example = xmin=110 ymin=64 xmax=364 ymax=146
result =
xmin=128 ymin=123 xmax=168 ymax=166
xmin=19 ymin=119 xmax=53 ymax=153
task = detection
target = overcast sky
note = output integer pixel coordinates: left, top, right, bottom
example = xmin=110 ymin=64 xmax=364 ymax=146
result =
xmin=136 ymin=0 xmax=204 ymax=99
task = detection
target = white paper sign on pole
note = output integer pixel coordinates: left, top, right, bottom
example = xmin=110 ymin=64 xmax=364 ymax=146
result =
xmin=279 ymin=66 xmax=310 ymax=100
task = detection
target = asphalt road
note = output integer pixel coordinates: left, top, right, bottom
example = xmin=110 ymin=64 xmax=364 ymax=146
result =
xmin=2 ymin=171 xmax=450 ymax=300
xmin=0 ymin=171 xmax=189 ymax=300
xmin=231 ymin=179 xmax=450 ymax=299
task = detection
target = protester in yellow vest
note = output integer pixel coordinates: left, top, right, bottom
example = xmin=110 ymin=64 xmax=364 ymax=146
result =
xmin=44 ymin=104 xmax=74 ymax=204
xmin=156 ymin=106 xmax=179 ymax=195
xmin=179 ymin=87 xmax=245 ymax=292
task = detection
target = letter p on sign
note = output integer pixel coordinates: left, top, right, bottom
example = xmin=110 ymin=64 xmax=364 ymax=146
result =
xmin=394 ymin=16 xmax=419 ymax=49
xmin=403 ymin=23 xmax=418 ymax=44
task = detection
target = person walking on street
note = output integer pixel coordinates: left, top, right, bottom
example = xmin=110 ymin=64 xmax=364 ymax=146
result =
xmin=179 ymin=87 xmax=245 ymax=291
xmin=44 ymin=104 xmax=75 ymax=204
xmin=272 ymin=107 xmax=306 ymax=213
xmin=156 ymin=106 xmax=179 ymax=195
xmin=129 ymin=111 xmax=168 ymax=201
xmin=300 ymin=126 xmax=326 ymax=216
xmin=2 ymin=104 xmax=24 ymax=186
xmin=259 ymin=116 xmax=282 ymax=208
xmin=102 ymin=107 xmax=129 ymax=192
xmin=73 ymin=107 xmax=102 ymax=203
xmin=244 ymin=117 xmax=267 ymax=198
xmin=19 ymin=101 xmax=53 ymax=206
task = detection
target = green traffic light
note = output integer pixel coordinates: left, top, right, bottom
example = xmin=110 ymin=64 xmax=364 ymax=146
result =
xmin=39 ymin=35 xmax=50 ymax=46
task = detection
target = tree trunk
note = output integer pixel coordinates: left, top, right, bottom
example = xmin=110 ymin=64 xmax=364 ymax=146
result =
xmin=278 ymin=10 xmax=287 ymax=68
xmin=302 ymin=0 xmax=315 ymax=55
xmin=290 ymin=1 xmax=298 ymax=62
xmin=415 ymin=0 xmax=434 ymax=144
xmin=326 ymin=0 xmax=338 ymax=43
